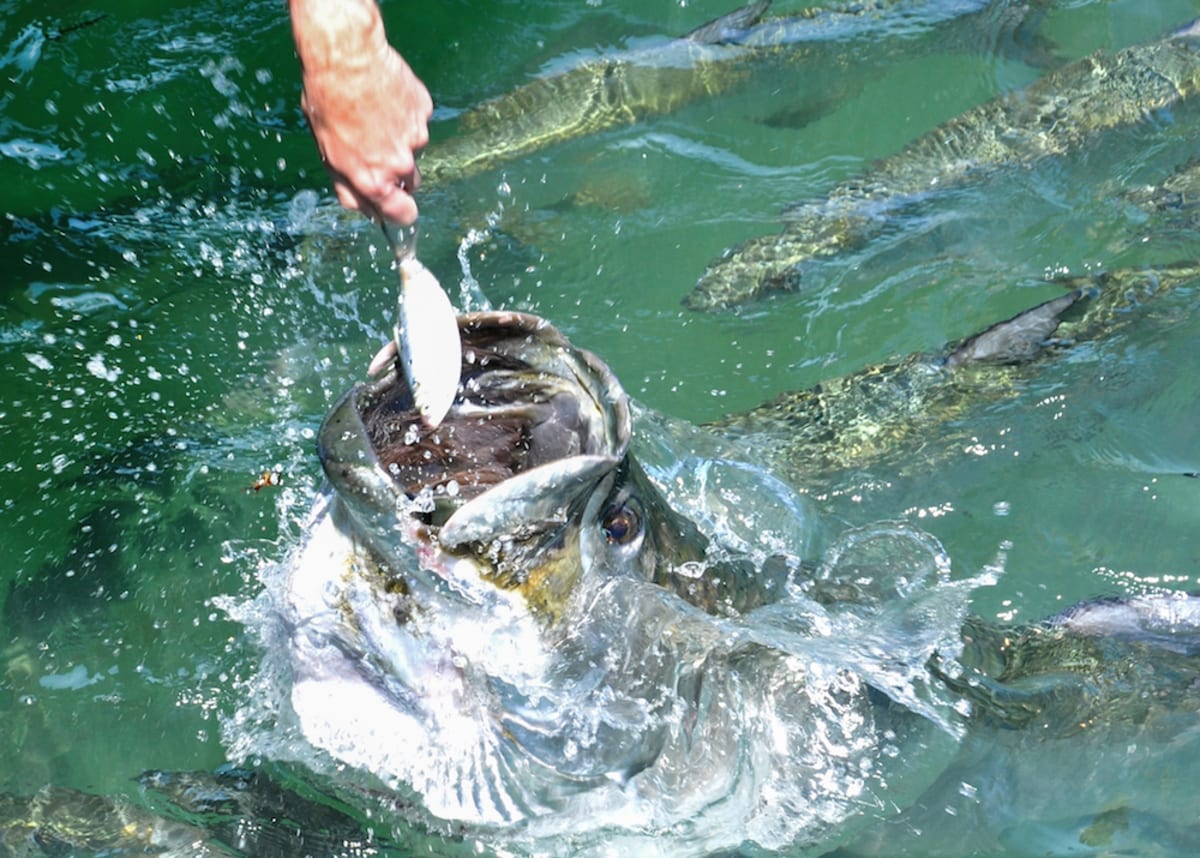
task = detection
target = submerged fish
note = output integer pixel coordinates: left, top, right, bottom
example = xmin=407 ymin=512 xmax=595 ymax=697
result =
xmin=0 ymin=786 xmax=214 ymax=856
xmin=419 ymin=0 xmax=1031 ymax=186
xmin=687 ymin=16 xmax=1200 ymax=311
xmin=1123 ymin=154 xmax=1200 ymax=222
xmin=708 ymin=261 xmax=1200 ymax=491
xmin=277 ymin=262 xmax=1200 ymax=853
xmin=0 ymin=766 xmax=414 ymax=856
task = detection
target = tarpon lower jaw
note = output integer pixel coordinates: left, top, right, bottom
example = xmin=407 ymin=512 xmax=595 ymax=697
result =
xmin=317 ymin=311 xmax=631 ymax=622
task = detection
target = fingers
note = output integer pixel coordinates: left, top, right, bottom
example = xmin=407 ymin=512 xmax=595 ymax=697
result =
xmin=301 ymin=64 xmax=429 ymax=223
xmin=366 ymin=176 xmax=419 ymax=225
xmin=328 ymin=168 xmax=420 ymax=225
xmin=332 ymin=180 xmax=366 ymax=214
xmin=377 ymin=183 xmax=419 ymax=225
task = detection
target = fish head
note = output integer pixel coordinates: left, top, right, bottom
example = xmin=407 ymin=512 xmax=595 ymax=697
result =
xmin=317 ymin=311 xmax=706 ymax=625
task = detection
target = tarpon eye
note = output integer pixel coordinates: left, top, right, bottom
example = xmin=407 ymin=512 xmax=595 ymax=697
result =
xmin=601 ymin=502 xmax=641 ymax=546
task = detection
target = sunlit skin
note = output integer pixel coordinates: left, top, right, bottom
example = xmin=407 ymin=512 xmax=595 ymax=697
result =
xmin=288 ymin=0 xmax=432 ymax=225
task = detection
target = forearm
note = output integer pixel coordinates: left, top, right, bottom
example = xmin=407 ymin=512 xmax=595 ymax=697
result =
xmin=288 ymin=0 xmax=431 ymax=223
xmin=289 ymin=0 xmax=387 ymax=77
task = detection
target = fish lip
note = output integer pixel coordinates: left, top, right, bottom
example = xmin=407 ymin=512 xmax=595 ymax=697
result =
xmin=318 ymin=310 xmax=632 ymax=549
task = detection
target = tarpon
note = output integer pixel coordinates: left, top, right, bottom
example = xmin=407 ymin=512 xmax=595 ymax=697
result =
xmin=0 ymin=767 xmax=409 ymax=856
xmin=278 ymin=261 xmax=1200 ymax=853
xmin=687 ymin=16 xmax=1200 ymax=311
xmin=419 ymin=0 xmax=1042 ymax=186
xmin=707 ymin=261 xmax=1200 ymax=492
xmin=2 ymin=263 xmax=1198 ymax=854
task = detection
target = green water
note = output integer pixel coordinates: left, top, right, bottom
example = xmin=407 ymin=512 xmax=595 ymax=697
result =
xmin=2 ymin=0 xmax=1199 ymax=854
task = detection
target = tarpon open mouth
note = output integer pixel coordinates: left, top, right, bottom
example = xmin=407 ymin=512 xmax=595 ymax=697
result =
xmin=284 ymin=312 xmax=708 ymax=822
xmin=276 ymin=264 xmax=1200 ymax=846
xmin=315 ymin=311 xmax=634 ymax=616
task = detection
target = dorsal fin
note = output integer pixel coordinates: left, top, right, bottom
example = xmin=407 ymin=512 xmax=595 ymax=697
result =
xmin=944 ymin=291 xmax=1082 ymax=368
xmin=684 ymin=0 xmax=771 ymax=45
xmin=1170 ymin=16 xmax=1200 ymax=40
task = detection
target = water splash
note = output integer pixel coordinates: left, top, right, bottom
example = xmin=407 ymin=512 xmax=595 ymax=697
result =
xmin=220 ymin=435 xmax=993 ymax=855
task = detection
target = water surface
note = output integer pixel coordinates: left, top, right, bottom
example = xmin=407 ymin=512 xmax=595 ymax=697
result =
xmin=2 ymin=0 xmax=1200 ymax=854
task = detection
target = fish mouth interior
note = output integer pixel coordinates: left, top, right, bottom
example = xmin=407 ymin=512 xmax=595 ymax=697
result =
xmin=354 ymin=312 xmax=625 ymax=509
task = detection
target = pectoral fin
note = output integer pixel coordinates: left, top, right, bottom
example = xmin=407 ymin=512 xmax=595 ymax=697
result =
xmin=760 ymin=78 xmax=865 ymax=130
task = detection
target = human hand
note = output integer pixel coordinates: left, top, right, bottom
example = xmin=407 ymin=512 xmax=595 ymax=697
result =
xmin=290 ymin=0 xmax=433 ymax=224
